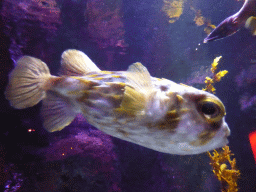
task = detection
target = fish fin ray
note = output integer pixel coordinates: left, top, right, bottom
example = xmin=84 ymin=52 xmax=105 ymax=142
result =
xmin=41 ymin=92 xmax=77 ymax=132
xmin=127 ymin=62 xmax=153 ymax=92
xmin=117 ymin=62 xmax=155 ymax=116
xmin=5 ymin=56 xmax=51 ymax=109
xmin=60 ymin=49 xmax=101 ymax=76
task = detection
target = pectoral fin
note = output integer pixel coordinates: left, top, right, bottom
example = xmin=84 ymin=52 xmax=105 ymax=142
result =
xmin=116 ymin=62 xmax=155 ymax=116
xmin=41 ymin=92 xmax=77 ymax=132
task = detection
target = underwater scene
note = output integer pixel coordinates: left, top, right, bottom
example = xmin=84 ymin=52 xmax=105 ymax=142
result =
xmin=0 ymin=0 xmax=256 ymax=191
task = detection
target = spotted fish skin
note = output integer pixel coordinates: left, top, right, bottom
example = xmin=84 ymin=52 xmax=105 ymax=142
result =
xmin=5 ymin=49 xmax=230 ymax=155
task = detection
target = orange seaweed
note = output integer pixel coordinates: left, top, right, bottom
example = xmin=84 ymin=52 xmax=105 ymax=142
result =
xmin=203 ymin=56 xmax=228 ymax=94
xmin=207 ymin=146 xmax=240 ymax=192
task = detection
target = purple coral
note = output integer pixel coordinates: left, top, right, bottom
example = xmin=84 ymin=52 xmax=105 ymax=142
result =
xmin=1 ymin=0 xmax=62 ymax=64
xmin=239 ymin=94 xmax=256 ymax=111
xmin=39 ymin=125 xmax=121 ymax=191
xmin=1 ymin=0 xmax=61 ymax=31
xmin=86 ymin=0 xmax=127 ymax=50
xmin=235 ymin=64 xmax=256 ymax=88
xmin=3 ymin=164 xmax=24 ymax=192
xmin=42 ymin=126 xmax=116 ymax=161
xmin=235 ymin=65 xmax=256 ymax=111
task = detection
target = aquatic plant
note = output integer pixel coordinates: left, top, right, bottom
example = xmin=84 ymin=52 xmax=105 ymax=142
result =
xmin=190 ymin=5 xmax=216 ymax=35
xmin=162 ymin=0 xmax=184 ymax=23
xmin=162 ymin=0 xmax=216 ymax=35
xmin=204 ymin=23 xmax=216 ymax=35
xmin=203 ymin=56 xmax=228 ymax=94
xmin=193 ymin=9 xmax=204 ymax=26
xmin=203 ymin=57 xmax=239 ymax=191
xmin=207 ymin=146 xmax=240 ymax=192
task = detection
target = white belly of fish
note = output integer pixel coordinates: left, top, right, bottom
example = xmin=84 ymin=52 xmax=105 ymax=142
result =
xmin=82 ymin=105 xmax=229 ymax=155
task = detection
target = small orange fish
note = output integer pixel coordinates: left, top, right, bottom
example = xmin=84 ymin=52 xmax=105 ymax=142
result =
xmin=5 ymin=49 xmax=230 ymax=155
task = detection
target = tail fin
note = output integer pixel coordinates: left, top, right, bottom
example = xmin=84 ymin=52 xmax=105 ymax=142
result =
xmin=5 ymin=56 xmax=51 ymax=109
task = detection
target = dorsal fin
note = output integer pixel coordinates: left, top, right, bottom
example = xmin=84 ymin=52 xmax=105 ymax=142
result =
xmin=116 ymin=62 xmax=155 ymax=116
xmin=60 ymin=49 xmax=100 ymax=76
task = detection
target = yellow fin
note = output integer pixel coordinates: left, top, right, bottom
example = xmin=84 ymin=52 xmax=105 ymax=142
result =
xmin=117 ymin=86 xmax=146 ymax=115
xmin=126 ymin=62 xmax=153 ymax=93
xmin=117 ymin=62 xmax=154 ymax=116
xmin=41 ymin=92 xmax=77 ymax=132
xmin=60 ymin=49 xmax=101 ymax=76
xmin=245 ymin=16 xmax=256 ymax=36
xmin=5 ymin=56 xmax=51 ymax=109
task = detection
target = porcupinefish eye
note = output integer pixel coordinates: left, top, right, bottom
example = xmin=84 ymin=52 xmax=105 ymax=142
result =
xmin=197 ymin=97 xmax=226 ymax=123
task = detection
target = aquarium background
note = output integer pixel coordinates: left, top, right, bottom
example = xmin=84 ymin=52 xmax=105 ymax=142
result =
xmin=0 ymin=0 xmax=256 ymax=191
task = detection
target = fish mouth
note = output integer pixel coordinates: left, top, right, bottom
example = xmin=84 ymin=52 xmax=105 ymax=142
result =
xmin=203 ymin=30 xmax=236 ymax=43
xmin=203 ymin=29 xmax=231 ymax=43
xmin=225 ymin=126 xmax=231 ymax=137
xmin=203 ymin=23 xmax=227 ymax=43
xmin=203 ymin=35 xmax=220 ymax=43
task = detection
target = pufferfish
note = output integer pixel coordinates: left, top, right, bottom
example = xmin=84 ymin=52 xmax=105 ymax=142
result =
xmin=5 ymin=49 xmax=230 ymax=155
